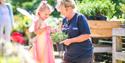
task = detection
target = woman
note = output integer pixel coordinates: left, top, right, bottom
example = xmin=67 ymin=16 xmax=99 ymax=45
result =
xmin=0 ymin=0 xmax=14 ymax=42
xmin=31 ymin=1 xmax=55 ymax=63
xmin=56 ymin=0 xmax=93 ymax=63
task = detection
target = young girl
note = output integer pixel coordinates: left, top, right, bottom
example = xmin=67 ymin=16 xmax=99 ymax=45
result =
xmin=31 ymin=1 xmax=55 ymax=63
xmin=0 ymin=0 xmax=14 ymax=42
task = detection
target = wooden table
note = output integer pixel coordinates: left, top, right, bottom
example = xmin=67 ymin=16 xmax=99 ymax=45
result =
xmin=112 ymin=28 xmax=125 ymax=63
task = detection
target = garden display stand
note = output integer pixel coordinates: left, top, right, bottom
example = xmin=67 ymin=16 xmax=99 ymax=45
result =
xmin=88 ymin=20 xmax=121 ymax=62
xmin=88 ymin=20 xmax=121 ymax=53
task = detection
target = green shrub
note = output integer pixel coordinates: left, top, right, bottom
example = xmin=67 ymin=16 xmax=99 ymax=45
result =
xmin=120 ymin=3 xmax=125 ymax=24
xmin=76 ymin=0 xmax=116 ymax=19
xmin=120 ymin=3 xmax=125 ymax=14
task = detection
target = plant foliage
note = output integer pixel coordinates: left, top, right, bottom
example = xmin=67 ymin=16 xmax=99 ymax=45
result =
xmin=76 ymin=0 xmax=116 ymax=19
xmin=51 ymin=32 xmax=68 ymax=44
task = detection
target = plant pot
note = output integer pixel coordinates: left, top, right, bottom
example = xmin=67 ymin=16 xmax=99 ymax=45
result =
xmin=55 ymin=43 xmax=64 ymax=58
xmin=121 ymin=24 xmax=125 ymax=28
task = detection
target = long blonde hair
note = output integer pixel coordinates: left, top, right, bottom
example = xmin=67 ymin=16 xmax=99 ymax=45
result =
xmin=36 ymin=1 xmax=53 ymax=16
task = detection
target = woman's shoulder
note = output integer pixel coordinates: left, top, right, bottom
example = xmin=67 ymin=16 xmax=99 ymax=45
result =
xmin=76 ymin=12 xmax=88 ymax=23
xmin=76 ymin=12 xmax=85 ymax=18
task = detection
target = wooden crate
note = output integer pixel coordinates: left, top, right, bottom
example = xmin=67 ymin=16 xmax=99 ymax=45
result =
xmin=88 ymin=20 xmax=121 ymax=38
xmin=112 ymin=28 xmax=125 ymax=63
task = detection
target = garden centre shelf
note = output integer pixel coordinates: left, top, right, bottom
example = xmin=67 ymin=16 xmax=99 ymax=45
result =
xmin=88 ymin=21 xmax=121 ymax=53
xmin=88 ymin=20 xmax=121 ymax=62
xmin=94 ymin=44 xmax=112 ymax=53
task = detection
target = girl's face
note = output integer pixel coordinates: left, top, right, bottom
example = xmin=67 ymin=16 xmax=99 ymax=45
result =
xmin=39 ymin=9 xmax=51 ymax=20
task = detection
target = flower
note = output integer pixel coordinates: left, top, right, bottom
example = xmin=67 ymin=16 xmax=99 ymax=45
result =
xmin=11 ymin=32 xmax=25 ymax=45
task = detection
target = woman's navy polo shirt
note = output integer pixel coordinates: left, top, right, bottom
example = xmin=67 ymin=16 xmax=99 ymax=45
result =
xmin=62 ymin=13 xmax=93 ymax=62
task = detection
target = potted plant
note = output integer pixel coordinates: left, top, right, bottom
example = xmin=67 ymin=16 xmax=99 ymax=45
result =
xmin=45 ymin=17 xmax=68 ymax=54
xmin=51 ymin=31 xmax=68 ymax=57
xmin=51 ymin=31 xmax=68 ymax=44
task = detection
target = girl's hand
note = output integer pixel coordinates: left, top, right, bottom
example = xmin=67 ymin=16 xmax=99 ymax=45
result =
xmin=51 ymin=29 xmax=58 ymax=33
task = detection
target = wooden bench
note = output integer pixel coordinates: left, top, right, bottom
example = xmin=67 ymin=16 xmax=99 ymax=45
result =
xmin=88 ymin=20 xmax=121 ymax=53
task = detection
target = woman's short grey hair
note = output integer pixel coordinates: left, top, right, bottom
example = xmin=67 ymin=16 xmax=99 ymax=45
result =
xmin=57 ymin=0 xmax=76 ymax=9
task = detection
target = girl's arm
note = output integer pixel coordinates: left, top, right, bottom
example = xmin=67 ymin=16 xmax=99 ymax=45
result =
xmin=34 ymin=21 xmax=47 ymax=35
xmin=34 ymin=21 xmax=41 ymax=35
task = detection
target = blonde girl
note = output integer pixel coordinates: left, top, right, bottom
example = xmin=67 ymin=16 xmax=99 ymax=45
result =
xmin=31 ymin=1 xmax=55 ymax=63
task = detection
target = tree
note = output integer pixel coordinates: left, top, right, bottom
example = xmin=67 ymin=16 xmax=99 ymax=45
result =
xmin=8 ymin=0 xmax=34 ymax=14
xmin=9 ymin=0 xmax=59 ymax=17
xmin=112 ymin=0 xmax=125 ymax=18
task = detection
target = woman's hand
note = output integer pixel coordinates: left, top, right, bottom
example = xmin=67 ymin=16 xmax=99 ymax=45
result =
xmin=60 ymin=39 xmax=72 ymax=46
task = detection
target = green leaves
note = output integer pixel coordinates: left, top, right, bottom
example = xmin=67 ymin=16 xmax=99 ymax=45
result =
xmin=46 ymin=17 xmax=68 ymax=44
xmin=51 ymin=32 xmax=68 ymax=44
xmin=120 ymin=3 xmax=125 ymax=14
xmin=76 ymin=0 xmax=116 ymax=19
xmin=0 ymin=56 xmax=20 ymax=63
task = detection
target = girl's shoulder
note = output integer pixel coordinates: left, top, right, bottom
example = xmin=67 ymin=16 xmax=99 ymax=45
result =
xmin=33 ymin=16 xmax=39 ymax=23
xmin=33 ymin=17 xmax=44 ymax=25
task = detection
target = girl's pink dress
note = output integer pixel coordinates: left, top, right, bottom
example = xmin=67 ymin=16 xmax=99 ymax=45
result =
xmin=32 ymin=19 xmax=55 ymax=63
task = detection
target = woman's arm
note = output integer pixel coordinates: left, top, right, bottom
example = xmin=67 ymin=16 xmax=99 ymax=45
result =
xmin=61 ymin=34 xmax=91 ymax=46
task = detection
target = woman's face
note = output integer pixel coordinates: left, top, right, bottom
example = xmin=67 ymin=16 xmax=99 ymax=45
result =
xmin=39 ymin=9 xmax=51 ymax=20
xmin=57 ymin=4 xmax=73 ymax=18
xmin=57 ymin=5 xmax=67 ymax=17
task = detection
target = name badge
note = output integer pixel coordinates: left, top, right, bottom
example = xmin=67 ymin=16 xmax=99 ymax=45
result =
xmin=72 ymin=27 xmax=78 ymax=30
